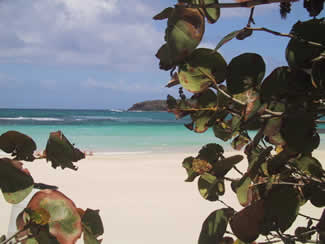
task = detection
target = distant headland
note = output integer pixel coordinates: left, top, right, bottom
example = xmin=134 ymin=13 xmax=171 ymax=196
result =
xmin=128 ymin=100 xmax=167 ymax=111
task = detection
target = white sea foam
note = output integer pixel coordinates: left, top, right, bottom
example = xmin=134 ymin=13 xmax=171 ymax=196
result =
xmin=0 ymin=117 xmax=64 ymax=121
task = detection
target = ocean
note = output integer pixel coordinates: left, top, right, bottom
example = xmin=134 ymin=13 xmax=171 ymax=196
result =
xmin=0 ymin=108 xmax=324 ymax=154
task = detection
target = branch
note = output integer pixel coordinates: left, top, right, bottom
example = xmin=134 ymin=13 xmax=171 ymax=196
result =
xmin=183 ymin=0 xmax=297 ymax=9
xmin=0 ymin=227 xmax=29 ymax=244
xmin=246 ymin=27 xmax=325 ymax=48
xmin=299 ymin=213 xmax=320 ymax=221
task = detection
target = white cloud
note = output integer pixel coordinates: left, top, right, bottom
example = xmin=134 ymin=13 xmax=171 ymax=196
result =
xmin=0 ymin=0 xmax=162 ymax=70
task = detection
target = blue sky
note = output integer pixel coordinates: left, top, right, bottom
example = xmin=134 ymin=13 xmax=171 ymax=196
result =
xmin=0 ymin=0 xmax=322 ymax=109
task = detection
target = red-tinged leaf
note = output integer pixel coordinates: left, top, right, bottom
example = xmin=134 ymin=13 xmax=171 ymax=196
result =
xmin=230 ymin=200 xmax=265 ymax=242
xmin=24 ymin=190 xmax=82 ymax=244
xmin=0 ymin=130 xmax=36 ymax=161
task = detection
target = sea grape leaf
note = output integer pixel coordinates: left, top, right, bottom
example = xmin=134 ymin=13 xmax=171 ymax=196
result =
xmin=281 ymin=112 xmax=317 ymax=153
xmin=236 ymin=28 xmax=253 ymax=40
xmin=213 ymin=122 xmax=233 ymax=141
xmin=45 ymin=131 xmax=85 ymax=170
xmin=198 ymin=143 xmax=224 ymax=163
xmin=82 ymin=209 xmax=104 ymax=238
xmin=166 ymin=72 xmax=180 ymax=88
xmin=213 ymin=155 xmax=244 ymax=177
xmin=83 ymin=228 xmax=101 ymax=244
xmin=182 ymin=156 xmax=199 ymax=182
xmin=16 ymin=213 xmax=60 ymax=244
xmin=155 ymin=5 xmax=205 ymax=70
xmin=230 ymin=199 xmax=265 ymax=242
xmin=293 ymin=156 xmax=324 ymax=178
xmin=191 ymin=111 xmax=215 ymax=133
xmin=262 ymin=185 xmax=300 ymax=233
xmin=267 ymin=149 xmax=295 ymax=175
xmin=304 ymin=0 xmax=324 ymax=16
xmin=295 ymin=226 xmax=314 ymax=242
xmin=233 ymin=175 xmax=252 ymax=207
xmin=233 ymin=89 xmax=262 ymax=121
xmin=153 ymin=7 xmax=173 ymax=20
xmin=231 ymin=133 xmax=250 ymax=151
xmin=166 ymin=95 xmax=191 ymax=119
xmin=200 ymin=0 xmax=220 ymax=24
xmin=0 ymin=158 xmax=34 ymax=204
xmin=198 ymin=208 xmax=235 ymax=244
xmin=178 ymin=48 xmax=226 ymax=93
xmin=215 ymin=29 xmax=243 ymax=51
xmin=226 ymin=53 xmax=265 ymax=94
xmin=0 ymin=131 xmax=36 ymax=161
xmin=192 ymin=159 xmax=213 ymax=174
xmin=24 ymin=189 xmax=82 ymax=244
xmin=82 ymin=209 xmax=104 ymax=244
xmin=286 ymin=19 xmax=325 ymax=70
xmin=307 ymin=183 xmax=325 ymax=207
xmin=261 ymin=66 xmax=312 ymax=103
xmin=198 ymin=174 xmax=224 ymax=201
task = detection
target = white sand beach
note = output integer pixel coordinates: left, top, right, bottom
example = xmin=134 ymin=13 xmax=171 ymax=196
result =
xmin=0 ymin=150 xmax=324 ymax=244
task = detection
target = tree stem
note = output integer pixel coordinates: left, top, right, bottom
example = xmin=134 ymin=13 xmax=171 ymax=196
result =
xmin=183 ymin=0 xmax=297 ymax=9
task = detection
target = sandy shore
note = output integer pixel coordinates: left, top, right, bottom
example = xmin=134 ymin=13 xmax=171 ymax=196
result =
xmin=1 ymin=150 xmax=324 ymax=243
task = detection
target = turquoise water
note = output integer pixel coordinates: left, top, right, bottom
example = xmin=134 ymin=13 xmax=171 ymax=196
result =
xmin=0 ymin=109 xmax=226 ymax=153
xmin=1 ymin=108 xmax=324 ymax=153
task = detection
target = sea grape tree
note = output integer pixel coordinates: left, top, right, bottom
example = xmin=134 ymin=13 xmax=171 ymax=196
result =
xmin=155 ymin=0 xmax=325 ymax=243
xmin=0 ymin=130 xmax=104 ymax=244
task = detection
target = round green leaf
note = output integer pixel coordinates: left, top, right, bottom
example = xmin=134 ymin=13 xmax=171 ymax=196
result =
xmin=199 ymin=208 xmax=234 ymax=244
xmin=226 ymin=53 xmax=265 ymax=94
xmin=261 ymin=66 xmax=312 ymax=102
xmin=201 ymin=0 xmax=220 ymax=24
xmin=293 ymin=156 xmax=323 ymax=178
xmin=198 ymin=174 xmax=224 ymax=201
xmin=156 ymin=5 xmax=205 ymax=70
xmin=286 ymin=19 xmax=325 ymax=70
xmin=0 ymin=158 xmax=34 ymax=204
xmin=178 ymin=48 xmax=227 ymax=93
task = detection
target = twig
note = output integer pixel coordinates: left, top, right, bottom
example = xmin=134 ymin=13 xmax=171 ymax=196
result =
xmin=258 ymin=239 xmax=283 ymax=244
xmin=250 ymin=181 xmax=305 ymax=188
xmin=182 ymin=0 xmax=297 ymax=9
xmin=247 ymin=7 xmax=255 ymax=27
xmin=0 ymin=227 xmax=28 ymax=244
xmin=233 ymin=166 xmax=244 ymax=176
xmin=246 ymin=27 xmax=325 ymax=48
xmin=218 ymin=199 xmax=235 ymax=211
xmin=299 ymin=213 xmax=320 ymax=221
xmin=224 ymin=176 xmax=237 ymax=182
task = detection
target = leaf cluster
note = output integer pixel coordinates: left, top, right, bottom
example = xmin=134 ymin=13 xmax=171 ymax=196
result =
xmin=155 ymin=1 xmax=325 ymax=244
xmin=0 ymin=131 xmax=103 ymax=244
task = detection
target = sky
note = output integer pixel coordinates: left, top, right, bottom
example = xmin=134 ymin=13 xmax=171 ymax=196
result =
xmin=0 ymin=0 xmax=322 ymax=109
